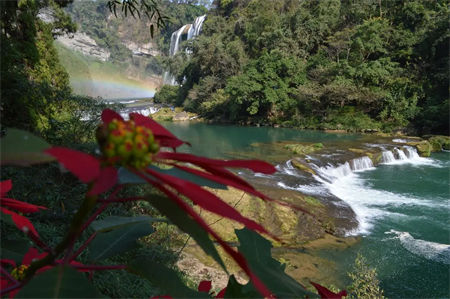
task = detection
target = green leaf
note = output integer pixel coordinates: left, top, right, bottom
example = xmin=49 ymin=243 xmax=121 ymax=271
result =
xmin=118 ymin=166 xmax=227 ymax=190
xmin=16 ymin=265 xmax=102 ymax=298
xmin=0 ymin=239 xmax=30 ymax=263
xmin=235 ymin=228 xmax=319 ymax=299
xmin=90 ymin=222 xmax=154 ymax=261
xmin=0 ymin=129 xmax=54 ymax=166
xmin=145 ymin=194 xmax=227 ymax=272
xmin=224 ymin=275 xmax=260 ymax=299
xmin=1 ymin=210 xmax=14 ymax=225
xmin=127 ymin=258 xmax=211 ymax=298
xmin=90 ymin=216 xmax=167 ymax=233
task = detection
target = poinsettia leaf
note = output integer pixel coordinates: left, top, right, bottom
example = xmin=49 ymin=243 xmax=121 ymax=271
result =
xmin=127 ymin=258 xmax=211 ymax=298
xmin=90 ymin=216 xmax=167 ymax=233
xmin=101 ymin=109 xmax=123 ymax=124
xmin=146 ymin=168 xmax=276 ymax=239
xmin=1 ymin=198 xmax=47 ymax=213
xmin=0 ymin=129 xmax=54 ymax=166
xmin=0 ymin=239 xmax=30 ymax=263
xmin=223 ymin=275 xmax=260 ymax=299
xmin=235 ymin=228 xmax=319 ymax=299
xmin=145 ymin=193 xmax=227 ymax=272
xmin=130 ymin=113 xmax=189 ymax=148
xmin=198 ymin=281 xmax=212 ymax=293
xmin=90 ymin=222 xmax=154 ymax=261
xmin=310 ymin=282 xmax=347 ymax=299
xmin=118 ymin=166 xmax=227 ymax=189
xmin=157 ymin=152 xmax=277 ymax=174
xmin=45 ymin=147 xmax=100 ymax=183
xmin=88 ymin=166 xmax=118 ymax=195
xmin=0 ymin=180 xmax=13 ymax=194
xmin=16 ymin=265 xmax=102 ymax=298
xmin=1 ymin=208 xmax=39 ymax=236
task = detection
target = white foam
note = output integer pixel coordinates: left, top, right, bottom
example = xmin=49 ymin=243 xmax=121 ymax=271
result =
xmin=312 ymin=157 xmax=448 ymax=234
xmin=386 ymin=230 xmax=450 ymax=264
xmin=277 ymin=182 xmax=327 ymax=196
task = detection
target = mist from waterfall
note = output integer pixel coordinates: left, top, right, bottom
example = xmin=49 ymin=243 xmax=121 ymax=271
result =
xmin=163 ymin=15 xmax=207 ymax=86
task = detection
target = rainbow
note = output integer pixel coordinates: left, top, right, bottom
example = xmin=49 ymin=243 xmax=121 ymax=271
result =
xmin=70 ymin=78 xmax=158 ymax=100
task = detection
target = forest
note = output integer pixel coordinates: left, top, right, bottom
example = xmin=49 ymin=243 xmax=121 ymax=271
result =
xmin=159 ymin=0 xmax=449 ymax=135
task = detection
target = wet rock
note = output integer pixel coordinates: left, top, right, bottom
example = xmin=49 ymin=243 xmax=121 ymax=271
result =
xmin=173 ymin=111 xmax=190 ymax=121
xmin=291 ymin=158 xmax=316 ymax=175
xmin=406 ymin=140 xmax=432 ymax=157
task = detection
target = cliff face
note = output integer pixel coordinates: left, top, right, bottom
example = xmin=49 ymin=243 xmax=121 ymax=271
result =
xmin=57 ymin=32 xmax=111 ymax=61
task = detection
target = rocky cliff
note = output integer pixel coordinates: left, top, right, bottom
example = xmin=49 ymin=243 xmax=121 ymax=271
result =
xmin=57 ymin=32 xmax=111 ymax=61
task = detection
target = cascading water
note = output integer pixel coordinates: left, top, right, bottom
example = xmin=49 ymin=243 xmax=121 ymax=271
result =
xmin=163 ymin=15 xmax=207 ymax=85
xmin=350 ymin=156 xmax=374 ymax=171
xmin=381 ymin=150 xmax=396 ymax=163
xmin=404 ymin=146 xmax=420 ymax=159
xmin=394 ymin=148 xmax=408 ymax=160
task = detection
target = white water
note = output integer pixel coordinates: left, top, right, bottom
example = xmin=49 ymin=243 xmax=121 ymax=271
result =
xmin=385 ymin=230 xmax=450 ymax=265
xmin=381 ymin=150 xmax=396 ymax=163
xmin=163 ymin=15 xmax=207 ymax=85
xmin=274 ymin=147 xmax=447 ymax=235
xmin=394 ymin=148 xmax=408 ymax=160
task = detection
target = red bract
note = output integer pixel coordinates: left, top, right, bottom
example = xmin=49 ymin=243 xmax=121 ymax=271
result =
xmin=1 ymin=248 xmax=88 ymax=298
xmin=310 ymin=282 xmax=347 ymax=299
xmin=42 ymin=109 xmax=285 ymax=297
xmin=0 ymin=180 xmax=46 ymax=236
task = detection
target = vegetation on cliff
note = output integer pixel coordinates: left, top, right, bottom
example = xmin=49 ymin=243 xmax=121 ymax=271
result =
xmin=159 ymin=0 xmax=449 ymax=135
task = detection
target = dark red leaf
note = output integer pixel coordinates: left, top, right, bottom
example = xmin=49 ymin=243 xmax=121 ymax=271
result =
xmin=88 ymin=167 xmax=118 ymax=196
xmin=215 ymin=287 xmax=226 ymax=299
xmin=0 ymin=180 xmax=12 ymax=196
xmin=169 ymin=163 xmax=310 ymax=218
xmin=22 ymin=248 xmax=47 ymax=265
xmin=141 ymin=179 xmax=274 ymax=299
xmin=1 ymin=198 xmax=46 ymax=214
xmin=1 ymin=259 xmax=16 ymax=268
xmin=130 ymin=113 xmax=189 ymax=148
xmin=45 ymin=147 xmax=100 ymax=183
xmin=150 ymin=296 xmax=173 ymax=299
xmin=157 ymin=152 xmax=277 ymax=174
xmin=1 ymin=208 xmax=39 ymax=236
xmin=145 ymin=168 xmax=276 ymax=239
xmin=198 ymin=281 xmax=212 ymax=293
xmin=310 ymin=282 xmax=347 ymax=299
xmin=101 ymin=109 xmax=124 ymax=124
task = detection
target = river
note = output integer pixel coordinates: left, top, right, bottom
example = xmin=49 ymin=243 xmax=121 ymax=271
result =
xmin=161 ymin=121 xmax=449 ymax=298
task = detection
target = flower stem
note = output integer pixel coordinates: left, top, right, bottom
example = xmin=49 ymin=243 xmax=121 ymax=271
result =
xmin=1 ymin=267 xmax=19 ymax=284
xmin=25 ymin=184 xmax=98 ymax=279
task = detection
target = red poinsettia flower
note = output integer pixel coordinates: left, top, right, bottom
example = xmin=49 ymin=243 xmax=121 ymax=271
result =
xmin=310 ymin=282 xmax=347 ymax=299
xmin=44 ymin=109 xmax=316 ymax=298
xmin=0 ymin=180 xmax=46 ymax=236
xmin=1 ymin=247 xmax=88 ymax=298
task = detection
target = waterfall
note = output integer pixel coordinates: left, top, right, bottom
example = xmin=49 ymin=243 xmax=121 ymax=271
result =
xmin=394 ymin=148 xmax=408 ymax=160
xmin=381 ymin=150 xmax=396 ymax=163
xmin=350 ymin=156 xmax=374 ymax=171
xmin=404 ymin=146 xmax=420 ymax=159
xmin=163 ymin=15 xmax=207 ymax=86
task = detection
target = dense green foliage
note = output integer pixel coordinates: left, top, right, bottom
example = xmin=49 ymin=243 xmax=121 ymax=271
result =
xmin=65 ymin=0 xmax=208 ymax=73
xmin=161 ymin=0 xmax=449 ymax=134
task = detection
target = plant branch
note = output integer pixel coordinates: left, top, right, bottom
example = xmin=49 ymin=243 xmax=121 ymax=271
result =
xmin=0 ymin=283 xmax=22 ymax=297
xmin=1 ymin=267 xmax=19 ymax=284
xmin=70 ymin=232 xmax=98 ymax=262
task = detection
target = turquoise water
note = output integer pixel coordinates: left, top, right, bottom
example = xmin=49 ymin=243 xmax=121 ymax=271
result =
xmin=161 ymin=122 xmax=359 ymax=158
xmin=160 ymin=122 xmax=450 ymax=298
xmin=319 ymin=152 xmax=450 ymax=298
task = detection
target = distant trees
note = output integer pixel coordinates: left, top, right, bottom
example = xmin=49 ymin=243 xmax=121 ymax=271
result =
xmin=159 ymin=0 xmax=449 ymax=134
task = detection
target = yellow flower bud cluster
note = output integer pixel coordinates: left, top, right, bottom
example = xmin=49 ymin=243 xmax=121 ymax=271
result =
xmin=11 ymin=265 xmax=28 ymax=281
xmin=98 ymin=119 xmax=160 ymax=169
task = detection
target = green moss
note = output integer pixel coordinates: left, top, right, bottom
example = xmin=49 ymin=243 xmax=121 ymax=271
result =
xmin=407 ymin=140 xmax=432 ymax=157
xmin=428 ymin=136 xmax=450 ymax=151
xmin=291 ymin=159 xmax=316 ymax=175
xmin=285 ymin=143 xmax=323 ymax=155
xmin=304 ymin=196 xmax=323 ymax=207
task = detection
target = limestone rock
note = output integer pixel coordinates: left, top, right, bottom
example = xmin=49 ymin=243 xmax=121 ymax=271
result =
xmin=56 ymin=32 xmax=110 ymax=61
xmin=173 ymin=111 xmax=190 ymax=121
